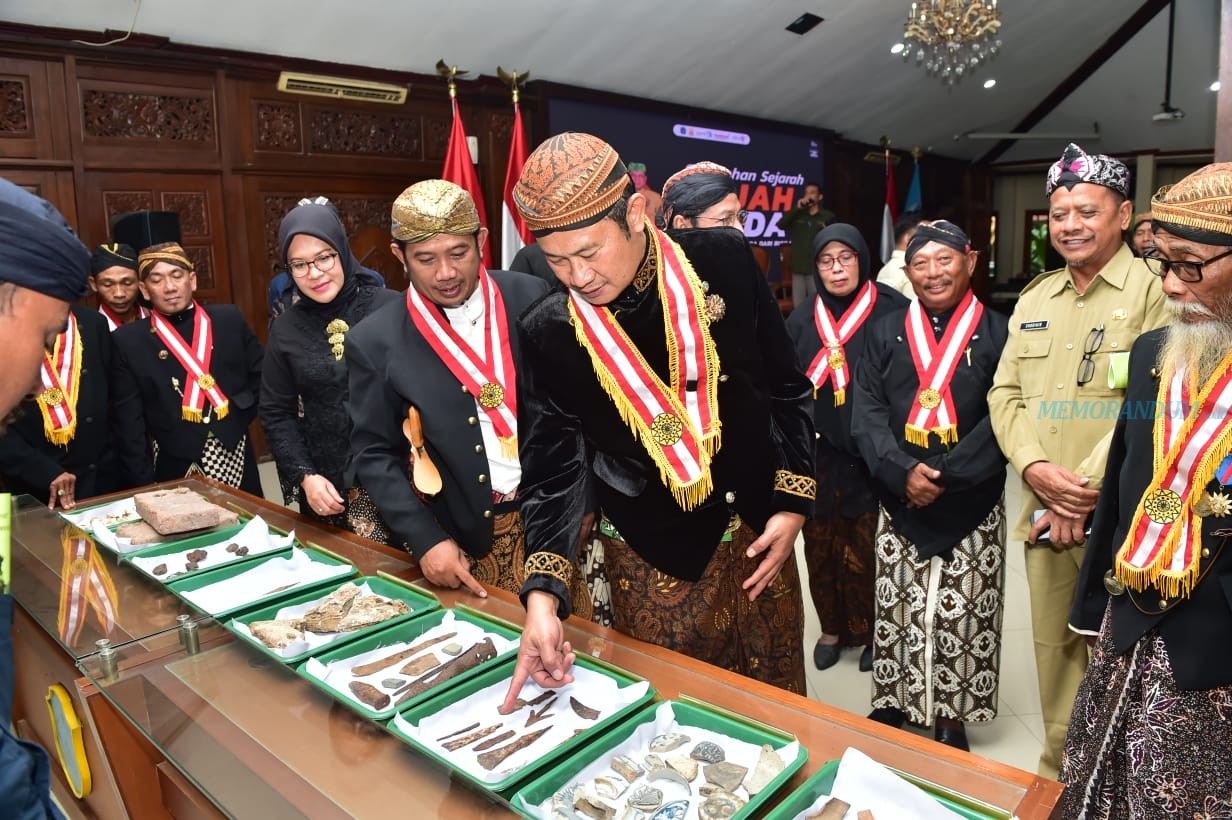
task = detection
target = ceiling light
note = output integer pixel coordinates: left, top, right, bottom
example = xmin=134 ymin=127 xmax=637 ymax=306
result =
xmin=1212 ymin=81 xmax=1222 ymax=92
xmin=890 ymin=43 xmax=905 ymax=54
xmin=983 ymin=79 xmax=996 ymax=89
xmin=900 ymin=0 xmax=1002 ymax=85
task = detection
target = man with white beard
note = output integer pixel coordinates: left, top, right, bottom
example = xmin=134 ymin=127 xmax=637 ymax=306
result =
xmin=1061 ymin=163 xmax=1232 ymax=817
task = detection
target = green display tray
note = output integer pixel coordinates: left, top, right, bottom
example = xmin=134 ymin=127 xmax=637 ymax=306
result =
xmin=387 ymin=654 xmax=655 ymax=794
xmin=120 ymin=522 xmax=257 ymax=580
xmin=224 ymin=575 xmax=440 ymax=666
xmin=761 ymin=757 xmax=1008 ymax=820
xmin=57 ymin=496 xmax=140 ymax=528
xmin=166 ymin=545 xmax=356 ymax=619
xmin=296 ymin=604 xmax=522 ymax=720
xmin=510 ymin=697 xmax=807 ymax=819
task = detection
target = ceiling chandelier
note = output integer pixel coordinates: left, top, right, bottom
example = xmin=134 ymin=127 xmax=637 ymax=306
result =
xmin=901 ymin=0 xmax=1002 ymax=85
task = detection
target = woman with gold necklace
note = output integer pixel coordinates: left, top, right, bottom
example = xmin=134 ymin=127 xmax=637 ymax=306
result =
xmin=261 ymin=198 xmax=398 ymax=539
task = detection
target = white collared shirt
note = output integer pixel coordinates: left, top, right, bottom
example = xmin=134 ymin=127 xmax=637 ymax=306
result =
xmin=442 ymin=285 xmax=521 ymax=494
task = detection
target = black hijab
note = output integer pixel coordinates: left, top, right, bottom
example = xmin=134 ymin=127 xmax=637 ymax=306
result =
xmin=810 ymin=222 xmax=871 ymax=313
xmin=277 ymin=201 xmax=379 ymax=319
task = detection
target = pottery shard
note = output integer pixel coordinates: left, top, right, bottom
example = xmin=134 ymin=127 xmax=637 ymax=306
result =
xmin=133 ymin=488 xmax=239 ymax=535
xmin=805 ymin=797 xmax=850 ymax=820
xmin=702 ymin=761 xmax=748 ymax=793
xmin=742 ymin=743 xmax=785 ymax=796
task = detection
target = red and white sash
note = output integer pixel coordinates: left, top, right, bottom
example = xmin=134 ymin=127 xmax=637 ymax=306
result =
xmin=904 ymin=290 xmax=983 ymax=446
xmin=1116 ymin=353 xmax=1232 ymax=599
xmin=406 ymin=270 xmax=518 ymax=456
xmin=807 ymin=281 xmax=877 ymax=406
xmin=151 ymin=302 xmax=229 ymax=422
xmin=57 ymin=528 xmax=118 ymax=647
xmin=568 ymin=223 xmax=721 ymax=510
xmin=99 ymin=303 xmax=148 ymax=331
xmin=38 ymin=312 xmax=82 ymax=446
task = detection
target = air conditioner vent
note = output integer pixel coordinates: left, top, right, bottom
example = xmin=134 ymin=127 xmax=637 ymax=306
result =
xmin=277 ymin=72 xmax=408 ymax=104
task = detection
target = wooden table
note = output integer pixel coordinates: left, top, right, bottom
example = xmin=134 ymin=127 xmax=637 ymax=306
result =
xmin=11 ymin=480 xmax=1063 ymax=818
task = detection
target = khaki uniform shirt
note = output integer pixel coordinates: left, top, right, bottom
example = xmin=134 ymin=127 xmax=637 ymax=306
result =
xmin=988 ymin=244 xmax=1170 ymax=540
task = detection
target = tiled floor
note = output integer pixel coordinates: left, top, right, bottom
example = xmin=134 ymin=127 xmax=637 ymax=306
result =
xmin=259 ymin=462 xmax=1049 ymax=776
xmin=797 ymin=466 xmax=1048 ymax=776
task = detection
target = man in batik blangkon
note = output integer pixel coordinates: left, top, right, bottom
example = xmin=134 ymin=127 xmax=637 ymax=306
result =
xmin=1061 ymin=163 xmax=1232 ymax=818
xmin=851 ymin=220 xmax=1009 ymax=752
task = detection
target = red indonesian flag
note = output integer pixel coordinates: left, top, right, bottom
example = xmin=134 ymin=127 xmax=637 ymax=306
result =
xmin=501 ymin=101 xmax=533 ymax=269
xmin=880 ymin=153 xmax=899 ymax=265
xmin=442 ymin=96 xmax=492 ymax=268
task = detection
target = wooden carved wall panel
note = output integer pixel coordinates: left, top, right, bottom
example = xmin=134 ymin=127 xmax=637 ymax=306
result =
xmin=489 ymin=112 xmax=513 ymax=146
xmin=0 ymin=78 xmax=30 ymax=135
xmin=102 ymin=191 xmax=155 ymax=228
xmin=80 ymin=89 xmax=215 ymax=144
xmin=254 ymin=101 xmax=301 ymax=152
xmin=424 ymin=115 xmax=450 ymax=161
xmin=160 ymin=192 xmax=210 ymax=236
xmin=307 ymin=108 xmax=421 ymax=157
xmin=183 ymin=246 xmax=214 ymax=290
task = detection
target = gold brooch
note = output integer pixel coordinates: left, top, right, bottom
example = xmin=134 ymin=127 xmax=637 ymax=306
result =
xmin=828 ymin=348 xmax=846 ymax=370
xmin=705 ymin=293 xmax=726 ymax=322
xmin=326 ymin=318 xmax=350 ymax=361
xmin=196 ymin=374 xmax=216 ymax=391
xmin=1197 ymin=489 xmax=1232 ymax=518
xmin=650 ymin=412 xmax=684 ymax=446
xmin=1144 ymin=487 xmax=1183 ymax=524
xmin=918 ymin=388 xmax=942 ymax=409
xmin=158 ymin=350 xmax=169 ymax=360
xmin=40 ymin=388 xmax=65 ymax=406
xmin=478 ymin=382 xmax=505 ymax=409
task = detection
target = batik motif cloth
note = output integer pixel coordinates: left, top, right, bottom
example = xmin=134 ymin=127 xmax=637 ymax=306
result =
xmin=598 ymin=521 xmax=806 ymax=694
xmin=871 ymin=500 xmax=1006 ymax=725
xmin=466 ymin=511 xmax=597 ymax=623
xmin=1060 ymin=610 xmax=1232 ymax=819
xmin=802 ymin=501 xmax=876 ymax=647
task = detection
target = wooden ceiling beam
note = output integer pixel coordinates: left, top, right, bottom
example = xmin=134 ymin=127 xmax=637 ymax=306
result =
xmin=980 ymin=0 xmax=1173 ymax=164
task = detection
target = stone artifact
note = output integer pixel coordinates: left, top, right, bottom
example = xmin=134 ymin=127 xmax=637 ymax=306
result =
xmin=570 ymin=696 xmax=601 ymax=720
xmin=349 ymin=631 xmax=457 ymax=676
xmin=115 ymin=521 xmax=169 ymax=545
xmin=152 ymin=563 xmax=167 ymax=576
xmin=249 ymin=620 xmax=303 ymax=648
xmin=133 ymin=487 xmax=239 ymax=535
xmin=348 ymin=681 xmax=390 ymax=710
xmin=804 ymin=797 xmax=850 ymax=820
xmin=476 ymin=726 xmax=551 ymax=770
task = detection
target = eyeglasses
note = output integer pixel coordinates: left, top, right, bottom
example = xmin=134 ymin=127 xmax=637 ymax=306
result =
xmin=1143 ymin=248 xmax=1232 ymax=283
xmin=1076 ymin=324 xmax=1105 ymax=386
xmin=817 ymin=251 xmax=858 ymax=269
xmin=693 ymin=209 xmax=748 ymax=228
xmin=288 ymin=251 xmax=339 ymax=278
xmin=144 ymin=268 xmax=190 ymax=286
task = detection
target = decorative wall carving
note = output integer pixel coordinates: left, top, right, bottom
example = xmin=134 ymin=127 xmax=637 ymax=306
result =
xmin=307 ymin=109 xmax=420 ymax=157
xmin=489 ymin=112 xmax=513 ymax=146
xmin=255 ymin=101 xmax=301 ymax=152
xmin=0 ymin=79 xmax=29 ymax=134
xmin=161 ymin=191 xmax=210 ymax=236
xmin=81 ymin=89 xmax=215 ymax=143
xmin=424 ymin=115 xmax=450 ymax=161
xmin=102 ymin=191 xmax=155 ymax=226
xmin=183 ymin=245 xmax=214 ymax=290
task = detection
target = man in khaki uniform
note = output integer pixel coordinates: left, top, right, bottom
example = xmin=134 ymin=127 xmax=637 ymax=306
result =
xmin=987 ymin=143 xmax=1169 ymax=778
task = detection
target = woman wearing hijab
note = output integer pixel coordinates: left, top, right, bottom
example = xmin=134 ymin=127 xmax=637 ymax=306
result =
xmin=260 ymin=198 xmax=398 ymax=539
xmin=786 ymin=223 xmax=909 ymax=672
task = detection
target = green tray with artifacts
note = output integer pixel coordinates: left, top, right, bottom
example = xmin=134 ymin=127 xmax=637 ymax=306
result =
xmin=511 ymin=696 xmax=807 ymax=819
xmin=122 ymin=515 xmax=294 ymax=583
xmin=64 ymin=491 xmax=249 ymax=556
xmin=225 ymin=574 xmax=440 ymax=666
xmin=57 ymin=497 xmax=141 ymax=530
xmin=761 ymin=755 xmax=1007 ymax=820
xmin=296 ymin=604 xmax=521 ymax=720
xmin=166 ymin=544 xmax=356 ymax=619
xmin=387 ymin=654 xmax=655 ymax=794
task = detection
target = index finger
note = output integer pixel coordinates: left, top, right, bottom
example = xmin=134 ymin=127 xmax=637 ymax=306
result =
xmin=499 ymin=653 xmax=535 ymax=713
xmin=456 ymin=563 xmax=488 ymax=598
